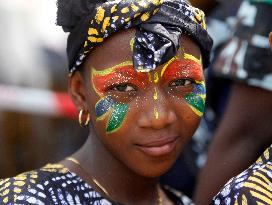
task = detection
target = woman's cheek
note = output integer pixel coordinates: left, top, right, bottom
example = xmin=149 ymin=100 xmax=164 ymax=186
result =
xmin=169 ymin=81 xmax=206 ymax=117
xmin=184 ymin=81 xmax=206 ymax=117
xmin=95 ymin=95 xmax=129 ymax=134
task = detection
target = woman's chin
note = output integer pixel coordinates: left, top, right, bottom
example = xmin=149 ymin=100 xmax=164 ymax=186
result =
xmin=128 ymin=158 xmax=177 ymax=178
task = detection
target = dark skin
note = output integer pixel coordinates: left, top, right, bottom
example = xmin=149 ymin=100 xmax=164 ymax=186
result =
xmin=190 ymin=0 xmax=218 ymax=14
xmin=193 ymin=32 xmax=272 ymax=205
xmin=61 ymin=29 xmax=205 ymax=205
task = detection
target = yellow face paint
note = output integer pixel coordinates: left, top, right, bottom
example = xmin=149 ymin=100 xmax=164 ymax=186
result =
xmin=184 ymin=53 xmax=202 ymax=65
xmin=161 ymin=57 xmax=177 ymax=77
xmin=92 ymin=61 xmax=133 ymax=77
xmin=153 ymin=88 xmax=158 ymax=100
xmin=154 ymin=107 xmax=159 ymax=119
xmin=130 ymin=38 xmax=135 ymax=52
xmin=154 ymin=72 xmax=159 ymax=83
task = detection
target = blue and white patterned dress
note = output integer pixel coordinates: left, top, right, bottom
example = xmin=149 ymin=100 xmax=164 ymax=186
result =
xmin=0 ymin=164 xmax=194 ymax=205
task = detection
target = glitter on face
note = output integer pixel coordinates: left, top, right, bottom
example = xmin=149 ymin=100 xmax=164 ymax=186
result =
xmin=161 ymin=57 xmax=206 ymax=117
xmin=154 ymin=107 xmax=159 ymax=119
xmin=92 ymin=63 xmax=150 ymax=134
xmin=184 ymin=81 xmax=206 ymax=117
xmin=106 ymin=103 xmax=129 ymax=133
xmin=95 ymin=96 xmax=115 ymax=121
xmin=161 ymin=57 xmax=177 ymax=77
xmin=92 ymin=50 xmax=205 ymax=133
xmin=92 ymin=62 xmax=149 ymax=95
xmin=153 ymin=88 xmax=158 ymax=100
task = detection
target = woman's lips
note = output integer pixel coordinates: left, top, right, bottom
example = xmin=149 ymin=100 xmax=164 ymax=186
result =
xmin=135 ymin=136 xmax=179 ymax=157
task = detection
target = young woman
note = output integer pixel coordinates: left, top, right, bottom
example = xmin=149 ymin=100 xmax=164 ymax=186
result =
xmin=0 ymin=0 xmax=213 ymax=204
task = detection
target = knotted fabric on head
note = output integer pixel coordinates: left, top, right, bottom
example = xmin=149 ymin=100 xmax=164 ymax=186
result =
xmin=57 ymin=0 xmax=213 ymax=74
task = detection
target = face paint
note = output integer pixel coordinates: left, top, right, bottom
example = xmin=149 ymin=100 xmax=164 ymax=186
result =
xmin=153 ymin=88 xmax=158 ymax=100
xmin=153 ymin=87 xmax=159 ymax=119
xmin=154 ymin=72 xmax=159 ymax=83
xmin=92 ymin=62 xmax=149 ymax=133
xmin=130 ymin=38 xmax=135 ymax=52
xmin=95 ymin=96 xmax=129 ymax=133
xmin=162 ymin=60 xmax=203 ymax=82
xmin=92 ymin=61 xmax=149 ymax=95
xmin=151 ymin=72 xmax=160 ymax=119
xmin=184 ymin=81 xmax=206 ymax=117
xmin=184 ymin=53 xmax=202 ymax=65
xmin=161 ymin=57 xmax=177 ymax=77
xmin=95 ymin=96 xmax=115 ymax=121
xmin=162 ymin=57 xmax=206 ymax=117
xmin=106 ymin=103 xmax=129 ymax=133
xmin=154 ymin=107 xmax=159 ymax=119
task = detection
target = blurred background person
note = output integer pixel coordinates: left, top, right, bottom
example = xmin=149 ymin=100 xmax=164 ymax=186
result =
xmin=209 ymin=31 xmax=272 ymax=205
xmin=194 ymin=0 xmax=272 ymax=204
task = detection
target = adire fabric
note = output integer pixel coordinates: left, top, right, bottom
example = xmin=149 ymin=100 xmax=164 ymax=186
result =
xmin=0 ymin=164 xmax=195 ymax=205
xmin=57 ymin=0 xmax=213 ymax=74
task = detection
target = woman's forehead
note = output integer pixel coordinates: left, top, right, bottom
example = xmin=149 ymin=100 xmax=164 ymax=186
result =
xmin=85 ymin=29 xmax=201 ymax=71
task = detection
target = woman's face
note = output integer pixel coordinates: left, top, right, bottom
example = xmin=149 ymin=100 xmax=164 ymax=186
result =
xmin=75 ymin=29 xmax=205 ymax=177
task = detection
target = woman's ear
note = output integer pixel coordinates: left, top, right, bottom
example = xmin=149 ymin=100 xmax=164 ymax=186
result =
xmin=68 ymin=71 xmax=88 ymax=111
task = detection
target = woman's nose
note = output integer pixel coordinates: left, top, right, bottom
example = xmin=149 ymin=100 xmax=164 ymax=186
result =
xmin=137 ymin=88 xmax=177 ymax=130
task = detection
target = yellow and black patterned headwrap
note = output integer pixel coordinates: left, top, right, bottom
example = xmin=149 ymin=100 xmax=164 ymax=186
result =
xmin=57 ymin=0 xmax=213 ymax=74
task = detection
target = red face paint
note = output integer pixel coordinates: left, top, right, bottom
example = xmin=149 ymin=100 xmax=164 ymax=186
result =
xmin=92 ymin=64 xmax=149 ymax=95
xmin=162 ymin=59 xmax=203 ymax=83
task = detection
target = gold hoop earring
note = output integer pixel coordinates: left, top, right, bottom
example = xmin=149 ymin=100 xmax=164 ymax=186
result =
xmin=79 ymin=109 xmax=90 ymax=127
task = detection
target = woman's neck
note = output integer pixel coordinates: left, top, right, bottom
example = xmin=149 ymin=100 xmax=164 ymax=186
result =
xmin=70 ymin=134 xmax=160 ymax=205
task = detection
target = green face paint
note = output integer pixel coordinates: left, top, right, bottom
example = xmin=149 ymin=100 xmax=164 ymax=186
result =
xmin=161 ymin=54 xmax=206 ymax=117
xmin=184 ymin=81 xmax=206 ymax=117
xmin=106 ymin=103 xmax=129 ymax=133
xmin=92 ymin=63 xmax=149 ymax=134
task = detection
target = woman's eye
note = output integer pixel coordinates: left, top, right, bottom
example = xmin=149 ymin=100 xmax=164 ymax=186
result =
xmin=169 ymin=79 xmax=193 ymax=87
xmin=111 ymin=84 xmax=137 ymax=92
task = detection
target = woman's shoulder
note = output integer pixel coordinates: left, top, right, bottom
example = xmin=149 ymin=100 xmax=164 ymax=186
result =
xmin=211 ymin=145 xmax=272 ymax=205
xmin=163 ymin=185 xmax=195 ymax=205
xmin=0 ymin=163 xmax=99 ymax=204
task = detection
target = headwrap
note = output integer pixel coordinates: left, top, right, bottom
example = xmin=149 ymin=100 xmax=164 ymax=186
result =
xmin=57 ymin=0 xmax=213 ymax=74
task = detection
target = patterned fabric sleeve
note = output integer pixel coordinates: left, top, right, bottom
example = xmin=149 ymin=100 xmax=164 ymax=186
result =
xmin=0 ymin=170 xmax=51 ymax=204
xmin=211 ymin=145 xmax=272 ymax=205
xmin=0 ymin=164 xmax=112 ymax=205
